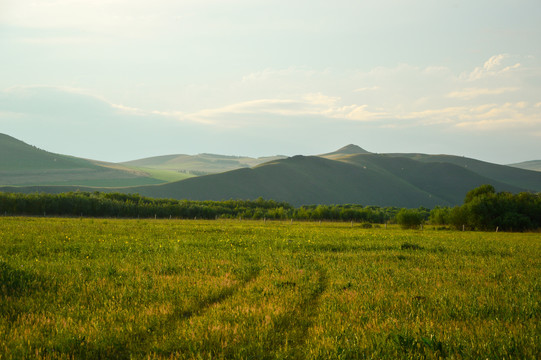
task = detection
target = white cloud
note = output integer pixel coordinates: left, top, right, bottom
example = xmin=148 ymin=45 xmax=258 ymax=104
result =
xmin=1 ymin=51 xmax=539 ymax=163
xmin=176 ymin=93 xmax=386 ymax=126
xmin=4 ymin=52 xmax=538 ymax=134
xmin=467 ymin=54 xmax=521 ymax=81
xmin=447 ymin=87 xmax=519 ymax=100
xmin=302 ymin=93 xmax=340 ymax=106
xmin=400 ymin=102 xmax=540 ymax=131
xmin=110 ymin=103 xmax=149 ymax=116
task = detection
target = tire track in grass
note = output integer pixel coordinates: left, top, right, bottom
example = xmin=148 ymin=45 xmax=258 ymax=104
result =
xmin=172 ymin=262 xmax=262 ymax=321
xmin=130 ymin=259 xmax=263 ymax=356
xmin=269 ymin=264 xmax=329 ymax=358
xmin=67 ymin=259 xmax=262 ymax=360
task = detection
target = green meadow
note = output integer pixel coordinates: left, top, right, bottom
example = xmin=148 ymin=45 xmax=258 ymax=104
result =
xmin=1 ymin=217 xmax=539 ymax=359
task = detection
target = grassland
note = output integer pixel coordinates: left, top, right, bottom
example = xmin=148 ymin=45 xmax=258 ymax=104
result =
xmin=120 ymin=153 xmax=287 ymax=175
xmin=1 ymin=218 xmax=539 ymax=359
xmin=124 ymin=167 xmax=195 ymax=183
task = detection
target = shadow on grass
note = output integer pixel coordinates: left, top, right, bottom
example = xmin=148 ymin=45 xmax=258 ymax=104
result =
xmin=0 ymin=261 xmax=42 ymax=297
xmin=0 ymin=261 xmax=57 ymax=323
xmin=260 ymin=265 xmax=329 ymax=359
xmin=17 ymin=260 xmax=263 ymax=360
xmin=129 ymin=261 xmax=263 ymax=358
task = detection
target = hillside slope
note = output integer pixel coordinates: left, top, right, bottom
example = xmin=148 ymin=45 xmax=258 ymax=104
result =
xmin=117 ymin=153 xmax=528 ymax=207
xmin=0 ymin=133 xmax=163 ymax=186
xmin=1 ymin=138 xmax=538 ymax=208
xmin=508 ymin=160 xmax=541 ymax=172
xmin=320 ymin=144 xmax=371 ymax=160
xmin=386 ymin=153 xmax=541 ymax=192
xmin=334 ymin=154 xmax=524 ymax=204
xmin=124 ymin=155 xmax=447 ymax=207
xmin=121 ymin=153 xmax=287 ymax=175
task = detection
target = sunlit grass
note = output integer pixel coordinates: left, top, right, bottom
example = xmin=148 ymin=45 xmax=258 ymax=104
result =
xmin=1 ymin=217 xmax=539 ymax=359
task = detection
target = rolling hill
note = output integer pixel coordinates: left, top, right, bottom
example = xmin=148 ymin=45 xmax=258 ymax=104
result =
xmin=508 ymin=160 xmax=541 ymax=172
xmin=121 ymin=153 xmax=287 ymax=177
xmin=125 ymin=155 xmax=450 ymax=207
xmin=1 ymin=133 xmax=539 ymax=208
xmin=320 ymin=144 xmax=371 ymax=159
xmin=385 ymin=153 xmax=541 ymax=192
xmin=0 ymin=133 xmax=164 ymax=186
xmin=114 ymin=151 xmax=529 ymax=207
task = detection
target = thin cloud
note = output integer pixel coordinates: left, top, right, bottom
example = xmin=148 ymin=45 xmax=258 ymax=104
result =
xmin=402 ymin=102 xmax=540 ymax=131
xmin=177 ymin=94 xmax=387 ymax=126
xmin=447 ymin=87 xmax=519 ymax=100
xmin=467 ymin=54 xmax=521 ymax=81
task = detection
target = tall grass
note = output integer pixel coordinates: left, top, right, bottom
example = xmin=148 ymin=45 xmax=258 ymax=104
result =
xmin=1 ymin=217 xmax=539 ymax=359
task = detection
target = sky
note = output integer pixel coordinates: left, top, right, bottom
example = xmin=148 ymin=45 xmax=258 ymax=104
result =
xmin=1 ymin=0 xmax=540 ymax=164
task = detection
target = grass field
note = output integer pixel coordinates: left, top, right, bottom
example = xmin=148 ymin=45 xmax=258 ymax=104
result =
xmin=125 ymin=167 xmax=195 ymax=183
xmin=1 ymin=218 xmax=539 ymax=359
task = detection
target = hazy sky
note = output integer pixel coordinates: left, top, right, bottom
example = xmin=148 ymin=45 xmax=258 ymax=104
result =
xmin=1 ymin=0 xmax=540 ymax=163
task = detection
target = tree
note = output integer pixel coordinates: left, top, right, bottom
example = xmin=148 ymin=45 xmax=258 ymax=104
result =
xmin=396 ymin=209 xmax=424 ymax=229
xmin=429 ymin=206 xmax=451 ymax=225
xmin=450 ymin=185 xmax=541 ymax=231
xmin=464 ymin=184 xmax=495 ymax=203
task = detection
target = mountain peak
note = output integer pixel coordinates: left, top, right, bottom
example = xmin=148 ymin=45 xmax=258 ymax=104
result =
xmin=330 ymin=144 xmax=371 ymax=155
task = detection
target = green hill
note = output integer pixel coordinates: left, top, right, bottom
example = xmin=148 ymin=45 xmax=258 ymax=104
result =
xmin=385 ymin=153 xmax=541 ymax=192
xmin=333 ymin=153 xmax=525 ymax=204
xmin=0 ymin=133 xmax=164 ymax=186
xmin=118 ymin=155 xmax=446 ymax=207
xmin=320 ymin=144 xmax=371 ymax=159
xmin=1 ymin=137 xmax=539 ymax=208
xmin=123 ymin=153 xmax=527 ymax=207
xmin=121 ymin=153 xmax=287 ymax=177
xmin=508 ymin=160 xmax=541 ymax=172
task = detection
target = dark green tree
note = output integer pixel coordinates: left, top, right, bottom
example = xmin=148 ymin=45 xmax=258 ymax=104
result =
xmin=395 ymin=209 xmax=424 ymax=229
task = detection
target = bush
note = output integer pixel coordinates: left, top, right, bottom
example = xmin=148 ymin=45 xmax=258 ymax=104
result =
xmin=429 ymin=206 xmax=451 ymax=225
xmin=396 ymin=209 xmax=424 ymax=229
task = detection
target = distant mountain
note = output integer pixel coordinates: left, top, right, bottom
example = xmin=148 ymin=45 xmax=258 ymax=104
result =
xmin=320 ymin=144 xmax=371 ymax=159
xmin=121 ymin=153 xmax=287 ymax=176
xmin=385 ymin=153 xmax=541 ymax=192
xmin=113 ymin=152 xmax=529 ymax=207
xmin=121 ymin=155 xmax=447 ymax=207
xmin=0 ymin=133 xmax=163 ymax=186
xmin=507 ymin=160 xmax=541 ymax=172
xmin=1 ymin=134 xmax=539 ymax=208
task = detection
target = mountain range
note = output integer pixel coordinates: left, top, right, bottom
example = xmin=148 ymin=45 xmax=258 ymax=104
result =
xmin=1 ymin=133 xmax=539 ymax=207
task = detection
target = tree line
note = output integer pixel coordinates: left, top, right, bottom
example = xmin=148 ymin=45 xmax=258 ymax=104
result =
xmin=1 ymin=185 xmax=539 ymax=231
xmin=0 ymin=191 xmax=399 ymax=223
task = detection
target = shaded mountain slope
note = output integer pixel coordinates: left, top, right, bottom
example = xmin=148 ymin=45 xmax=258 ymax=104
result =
xmin=126 ymin=155 xmax=447 ymax=207
xmin=1 ymin=135 xmax=538 ymax=208
xmin=386 ymin=153 xmax=541 ymax=192
xmin=334 ymin=154 xmax=524 ymax=204
xmin=125 ymin=152 xmax=534 ymax=207
xmin=508 ymin=160 xmax=541 ymax=172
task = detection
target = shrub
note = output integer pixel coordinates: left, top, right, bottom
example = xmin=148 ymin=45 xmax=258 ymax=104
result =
xmin=396 ymin=209 xmax=424 ymax=229
xmin=429 ymin=206 xmax=451 ymax=225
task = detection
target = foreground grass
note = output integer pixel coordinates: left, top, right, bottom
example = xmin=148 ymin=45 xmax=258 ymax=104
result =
xmin=0 ymin=217 xmax=539 ymax=359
